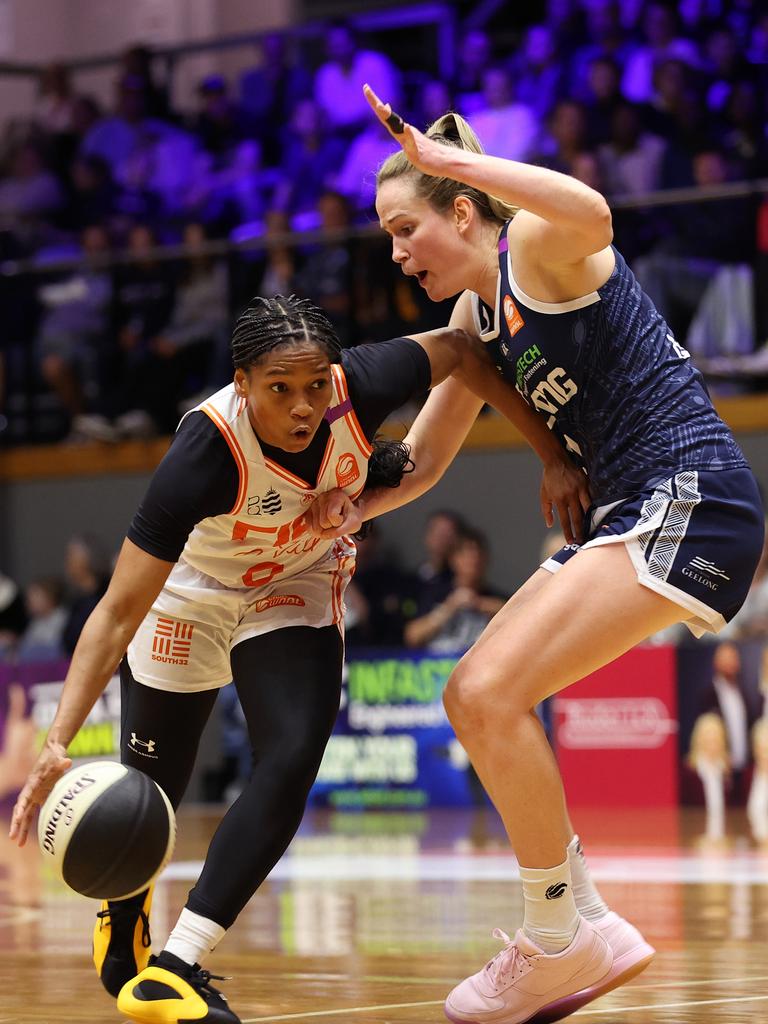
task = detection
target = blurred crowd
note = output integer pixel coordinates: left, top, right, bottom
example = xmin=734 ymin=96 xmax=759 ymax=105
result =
xmin=1 ymin=2 xmax=768 ymax=443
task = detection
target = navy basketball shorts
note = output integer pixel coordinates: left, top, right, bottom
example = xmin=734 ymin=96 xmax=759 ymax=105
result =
xmin=542 ymin=467 xmax=765 ymax=637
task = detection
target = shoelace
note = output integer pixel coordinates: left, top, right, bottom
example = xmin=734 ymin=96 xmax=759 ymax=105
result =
xmin=96 ymin=906 xmax=151 ymax=949
xmin=185 ymin=965 xmax=232 ymax=1001
xmin=483 ymin=929 xmax=532 ymax=989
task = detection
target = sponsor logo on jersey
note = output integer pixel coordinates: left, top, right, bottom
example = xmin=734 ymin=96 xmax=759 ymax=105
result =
xmin=515 ymin=343 xmax=544 ymax=389
xmin=254 ymin=594 xmax=306 ymax=612
xmin=528 ymin=368 xmax=578 ymax=419
xmin=129 ymin=733 xmax=159 ymax=759
xmin=152 ymin=617 xmax=194 ymax=666
xmin=681 ymin=556 xmax=729 ymax=590
xmin=503 ymin=294 xmax=525 ymax=337
xmin=335 ymin=452 xmax=360 ymax=488
xmin=248 ymin=487 xmax=282 ymax=515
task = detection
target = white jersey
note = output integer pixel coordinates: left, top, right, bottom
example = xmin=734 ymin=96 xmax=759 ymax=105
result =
xmin=127 ymin=364 xmax=372 ymax=692
xmin=176 ymin=365 xmax=371 ymax=591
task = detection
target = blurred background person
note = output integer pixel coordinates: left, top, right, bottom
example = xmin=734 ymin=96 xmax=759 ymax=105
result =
xmin=405 ymin=529 xmax=507 ymax=654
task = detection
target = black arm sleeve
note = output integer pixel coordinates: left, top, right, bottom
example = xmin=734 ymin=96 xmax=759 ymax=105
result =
xmin=127 ymin=412 xmax=239 ymax=562
xmin=342 ymin=337 xmax=431 ymax=440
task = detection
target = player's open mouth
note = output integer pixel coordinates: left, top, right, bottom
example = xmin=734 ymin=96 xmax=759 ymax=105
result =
xmin=417 ymin=270 xmax=428 ymax=285
xmin=290 ymin=425 xmax=312 ymax=437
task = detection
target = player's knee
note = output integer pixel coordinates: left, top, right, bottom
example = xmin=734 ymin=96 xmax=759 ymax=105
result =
xmin=443 ymin=652 xmax=533 ymax=738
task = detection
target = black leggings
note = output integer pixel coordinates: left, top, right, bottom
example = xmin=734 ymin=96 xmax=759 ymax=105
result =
xmin=119 ymin=624 xmax=343 ymax=929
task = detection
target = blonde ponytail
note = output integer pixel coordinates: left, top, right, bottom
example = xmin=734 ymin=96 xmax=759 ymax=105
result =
xmin=377 ymin=111 xmax=518 ymax=223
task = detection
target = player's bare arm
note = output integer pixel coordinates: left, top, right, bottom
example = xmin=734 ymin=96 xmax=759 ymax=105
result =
xmin=364 ymin=83 xmax=615 ymax=288
xmin=9 ymin=539 xmax=174 ymax=846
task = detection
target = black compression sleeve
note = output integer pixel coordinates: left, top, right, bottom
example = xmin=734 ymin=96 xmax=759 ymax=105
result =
xmin=127 ymin=412 xmax=239 ymax=562
xmin=342 ymin=337 xmax=431 ymax=440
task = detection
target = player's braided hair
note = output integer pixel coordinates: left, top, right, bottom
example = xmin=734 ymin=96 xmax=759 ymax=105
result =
xmin=376 ymin=111 xmax=519 ymax=223
xmin=231 ymin=294 xmax=343 ymax=369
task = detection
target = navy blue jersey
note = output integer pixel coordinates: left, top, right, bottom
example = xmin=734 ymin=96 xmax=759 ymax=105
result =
xmin=473 ymin=229 xmax=747 ymax=504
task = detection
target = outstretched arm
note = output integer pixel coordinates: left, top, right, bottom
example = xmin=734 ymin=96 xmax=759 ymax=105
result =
xmin=9 ymin=539 xmax=174 ymax=846
xmin=307 ymin=292 xmax=589 ymax=542
xmin=363 ymin=84 xmax=612 ymax=265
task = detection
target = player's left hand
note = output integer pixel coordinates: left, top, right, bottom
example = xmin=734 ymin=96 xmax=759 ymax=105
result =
xmin=363 ymin=84 xmax=449 ymax=177
xmin=540 ymin=459 xmax=591 ymax=545
xmin=306 ymin=489 xmax=363 ymax=539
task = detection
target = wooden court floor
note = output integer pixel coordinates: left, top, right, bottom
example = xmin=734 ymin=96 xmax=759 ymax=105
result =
xmin=1 ymin=804 xmax=768 ymax=1024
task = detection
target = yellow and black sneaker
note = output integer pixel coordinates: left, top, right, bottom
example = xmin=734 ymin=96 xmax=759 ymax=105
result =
xmin=117 ymin=950 xmax=241 ymax=1023
xmin=92 ymin=886 xmax=153 ymax=997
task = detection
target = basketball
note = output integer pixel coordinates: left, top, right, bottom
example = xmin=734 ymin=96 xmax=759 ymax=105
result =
xmin=37 ymin=761 xmax=176 ymax=900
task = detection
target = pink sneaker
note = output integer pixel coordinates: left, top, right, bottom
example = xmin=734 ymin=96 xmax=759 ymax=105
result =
xmin=444 ymin=918 xmax=611 ymax=1024
xmin=527 ymin=912 xmax=656 ymax=1024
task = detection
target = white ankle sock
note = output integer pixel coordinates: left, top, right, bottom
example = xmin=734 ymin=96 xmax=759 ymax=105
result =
xmin=519 ymin=856 xmax=580 ymax=954
xmin=567 ymin=834 xmax=609 ymax=922
xmin=164 ymin=908 xmax=226 ymax=966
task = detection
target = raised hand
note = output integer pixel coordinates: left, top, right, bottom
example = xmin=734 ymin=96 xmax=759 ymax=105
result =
xmin=363 ymin=84 xmax=448 ymax=176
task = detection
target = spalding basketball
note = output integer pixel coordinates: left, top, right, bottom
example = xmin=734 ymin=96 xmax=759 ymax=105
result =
xmin=37 ymin=761 xmax=176 ymax=900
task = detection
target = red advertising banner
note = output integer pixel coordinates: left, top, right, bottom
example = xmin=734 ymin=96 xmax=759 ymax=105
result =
xmin=553 ymin=645 xmax=679 ymax=807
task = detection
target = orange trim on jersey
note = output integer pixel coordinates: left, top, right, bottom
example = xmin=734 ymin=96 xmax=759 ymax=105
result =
xmin=317 ymin=435 xmax=335 ymax=483
xmin=331 ymin=365 xmax=373 ymax=458
xmin=331 ymin=552 xmax=351 ymax=624
xmin=264 ymin=430 xmax=335 ymax=491
xmin=202 ymin=404 xmax=247 ymax=514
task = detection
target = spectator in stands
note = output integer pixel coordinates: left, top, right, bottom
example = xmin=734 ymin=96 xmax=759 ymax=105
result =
xmin=414 ymin=509 xmax=465 ymax=612
xmin=35 ymin=63 xmax=78 ymax=134
xmin=569 ymin=0 xmax=637 ymax=102
xmin=61 ymin=154 xmax=118 ymax=233
xmin=451 ymin=28 xmax=492 ymax=115
xmin=405 ymin=529 xmax=507 ymax=654
xmin=717 ymin=80 xmax=768 ymax=180
xmin=598 ymin=100 xmax=667 ymax=195
xmin=702 ymin=24 xmax=751 ymax=114
xmin=344 ymin=523 xmax=418 ymax=647
xmin=191 ymin=75 xmax=247 ymax=157
xmin=465 ymin=66 xmax=538 ymax=165
xmin=111 ymin=223 xmax=176 ymax=437
xmin=581 ymin=55 xmax=624 ymax=147
xmin=82 ymin=75 xmax=197 ymax=217
xmin=119 ymin=44 xmax=170 ymax=121
xmin=0 ymin=139 xmax=63 ymax=244
xmin=294 ymin=192 xmax=353 ymax=345
xmin=314 ymin=21 xmax=400 ymax=142
xmin=633 ymin=146 xmax=755 ymax=343
xmin=699 ymin=641 xmax=760 ymax=799
xmin=532 ymin=99 xmax=590 ymax=177
xmin=61 ymin=534 xmax=109 ymax=655
xmin=246 ymin=209 xmax=299 ymax=302
xmin=0 ymin=572 xmax=28 ymax=660
xmin=272 ymin=99 xmax=347 ymax=225
xmin=621 ymin=2 xmax=700 ymax=104
xmin=145 ymin=221 xmax=230 ymax=424
xmin=239 ymin=32 xmax=312 ymax=166
xmin=36 ymin=223 xmax=115 ymax=442
xmin=509 ymin=24 xmax=564 ymax=122
xmin=17 ymin=577 xmax=67 ymax=661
